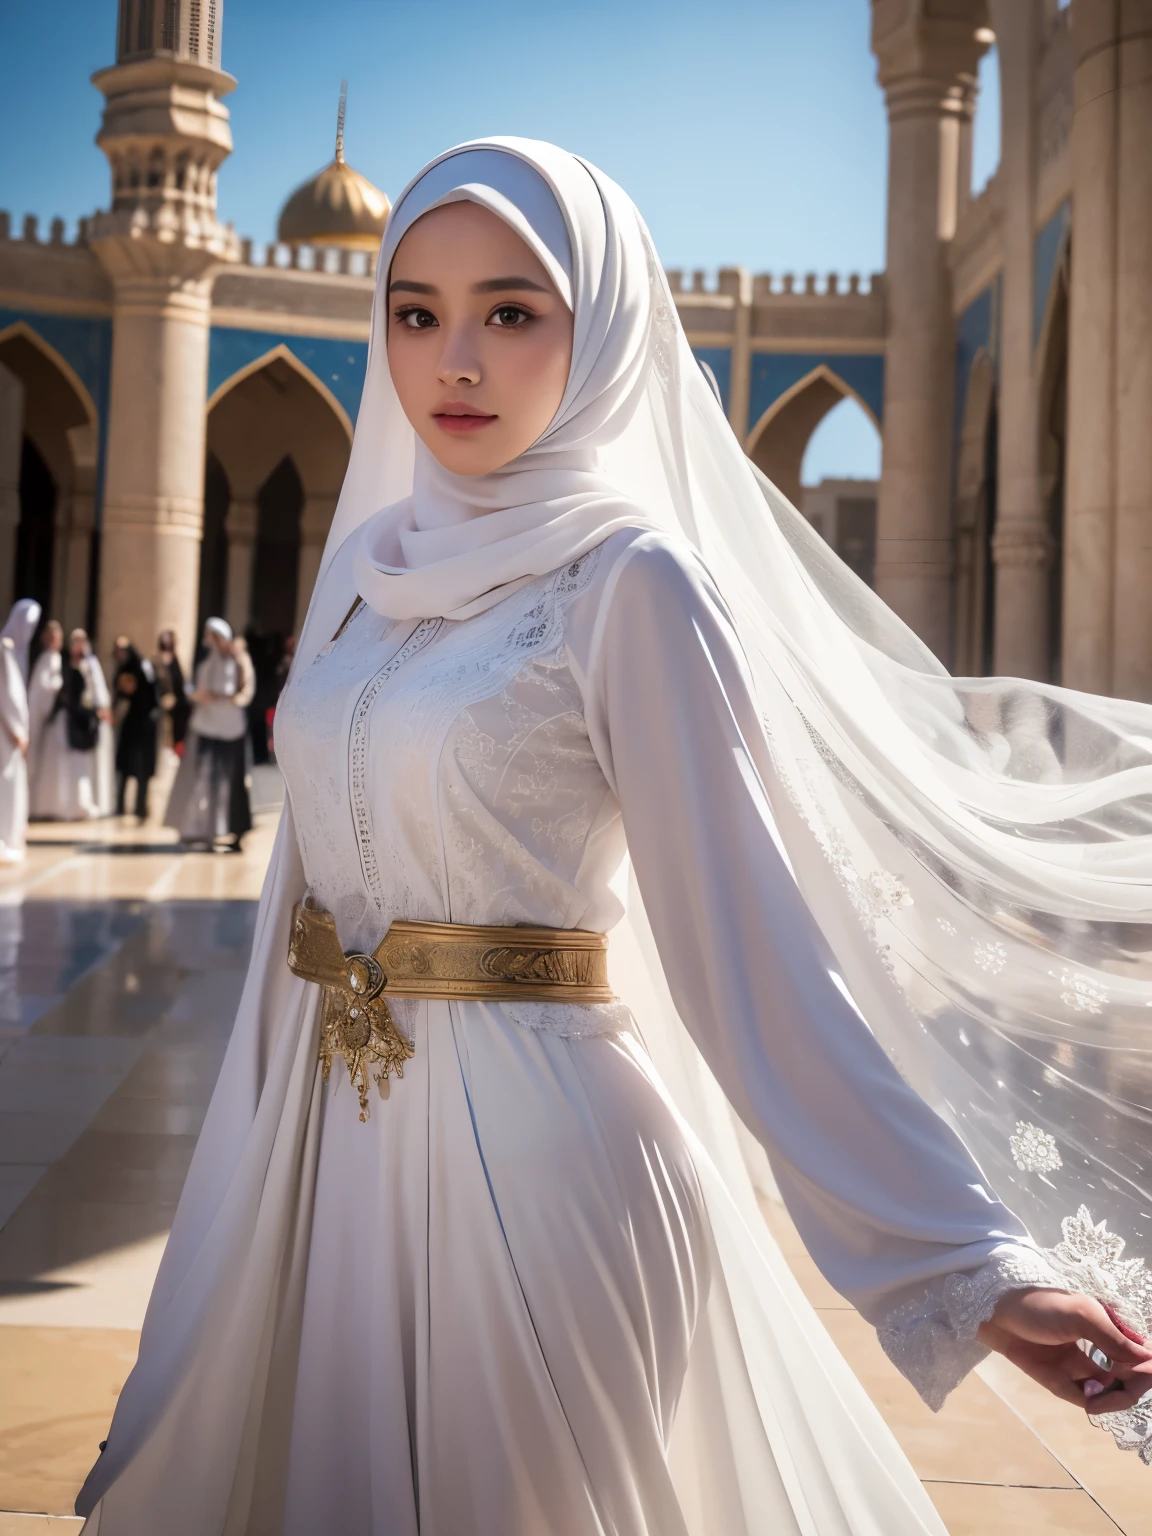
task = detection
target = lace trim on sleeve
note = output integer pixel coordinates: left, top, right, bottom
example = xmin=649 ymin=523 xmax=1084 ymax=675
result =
xmin=877 ymin=1206 xmax=1152 ymax=1465
xmin=877 ymin=1245 xmax=1063 ymax=1413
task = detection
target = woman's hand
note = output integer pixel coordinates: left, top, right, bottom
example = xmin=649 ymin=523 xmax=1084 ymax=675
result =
xmin=979 ymin=1287 xmax=1152 ymax=1414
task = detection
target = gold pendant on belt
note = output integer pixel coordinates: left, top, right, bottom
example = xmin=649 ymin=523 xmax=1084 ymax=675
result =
xmin=317 ymin=952 xmax=414 ymax=1122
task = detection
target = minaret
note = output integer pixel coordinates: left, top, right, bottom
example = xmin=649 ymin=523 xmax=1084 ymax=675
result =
xmin=88 ymin=0 xmax=240 ymax=662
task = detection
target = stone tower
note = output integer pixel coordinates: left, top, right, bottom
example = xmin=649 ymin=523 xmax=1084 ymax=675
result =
xmin=89 ymin=0 xmax=239 ymax=661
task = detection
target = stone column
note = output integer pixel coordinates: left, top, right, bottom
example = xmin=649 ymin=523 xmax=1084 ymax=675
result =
xmin=88 ymin=47 xmax=239 ymax=670
xmin=224 ymin=495 xmax=257 ymax=635
xmin=0 ymin=362 xmax=23 ymax=617
xmin=871 ymin=0 xmax=991 ymax=663
xmin=1111 ymin=1 xmax=1152 ymax=700
xmin=1063 ymin=0 xmax=1120 ymax=694
xmin=295 ymin=494 xmax=338 ymax=638
xmin=94 ymin=273 xmax=218 ymax=663
xmin=718 ymin=267 xmax=753 ymax=440
xmin=990 ymin=0 xmax=1052 ymax=679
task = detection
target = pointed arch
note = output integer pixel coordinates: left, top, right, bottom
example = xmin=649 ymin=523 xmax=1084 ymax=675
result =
xmin=0 ymin=320 xmax=102 ymax=624
xmin=745 ymin=364 xmax=881 ymax=509
xmin=0 ymin=320 xmax=99 ymax=432
xmin=206 ymin=342 xmax=354 ymax=443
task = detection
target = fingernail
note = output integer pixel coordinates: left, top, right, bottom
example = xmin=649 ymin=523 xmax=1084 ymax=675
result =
xmin=1089 ymin=1347 xmax=1114 ymax=1371
xmin=1083 ymin=1380 xmax=1106 ymax=1400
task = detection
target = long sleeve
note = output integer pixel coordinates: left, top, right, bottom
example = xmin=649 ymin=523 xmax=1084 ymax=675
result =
xmin=577 ymin=532 xmax=1065 ymax=1407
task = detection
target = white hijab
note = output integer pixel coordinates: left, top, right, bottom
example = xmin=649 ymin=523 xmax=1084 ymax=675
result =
xmin=0 ymin=599 xmax=42 ymax=684
xmin=350 ymin=144 xmax=663 ymax=621
xmin=319 ymin=138 xmax=1152 ymax=1378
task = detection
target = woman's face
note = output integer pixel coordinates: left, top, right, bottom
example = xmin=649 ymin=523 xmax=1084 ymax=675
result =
xmin=387 ymin=201 xmax=573 ymax=477
xmin=44 ymin=624 xmax=63 ymax=654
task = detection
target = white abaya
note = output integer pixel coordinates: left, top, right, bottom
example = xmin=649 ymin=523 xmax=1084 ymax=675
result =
xmin=0 ymin=638 xmax=29 ymax=862
xmin=79 ymin=531 xmax=1063 ymax=1536
xmin=30 ymin=652 xmax=115 ymax=820
xmin=79 ymin=137 xmax=1149 ymax=1535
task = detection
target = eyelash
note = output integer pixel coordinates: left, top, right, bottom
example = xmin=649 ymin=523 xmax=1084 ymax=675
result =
xmin=391 ymin=303 xmax=537 ymax=330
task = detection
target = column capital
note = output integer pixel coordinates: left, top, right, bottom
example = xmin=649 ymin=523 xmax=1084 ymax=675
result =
xmin=871 ymin=0 xmax=993 ymax=119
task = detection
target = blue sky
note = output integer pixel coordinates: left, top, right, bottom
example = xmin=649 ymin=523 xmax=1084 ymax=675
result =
xmin=1 ymin=1 xmax=1001 ymax=483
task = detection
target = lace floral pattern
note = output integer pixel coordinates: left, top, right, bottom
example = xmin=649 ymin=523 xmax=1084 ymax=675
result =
xmin=277 ymin=551 xmax=624 ymax=1045
xmin=879 ymin=1207 xmax=1152 ymax=1463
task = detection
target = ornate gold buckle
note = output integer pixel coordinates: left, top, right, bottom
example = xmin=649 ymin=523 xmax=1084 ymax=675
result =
xmin=318 ymin=950 xmax=414 ymax=1122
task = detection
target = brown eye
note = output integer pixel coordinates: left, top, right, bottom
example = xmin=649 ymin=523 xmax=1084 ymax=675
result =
xmin=489 ymin=304 xmax=532 ymax=328
xmin=396 ymin=307 xmax=438 ymax=329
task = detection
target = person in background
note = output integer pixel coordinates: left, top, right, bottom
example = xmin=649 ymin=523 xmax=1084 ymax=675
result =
xmin=112 ymin=637 xmax=160 ymax=823
xmin=0 ymin=600 xmax=40 ymax=862
xmin=164 ymin=618 xmax=253 ymax=852
xmin=27 ymin=619 xmax=62 ymax=807
xmin=153 ymin=629 xmax=190 ymax=756
xmin=31 ymin=627 xmax=114 ymax=820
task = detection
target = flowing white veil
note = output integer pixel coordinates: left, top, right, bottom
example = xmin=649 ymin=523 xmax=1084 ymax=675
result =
xmin=312 ymin=134 xmax=1152 ymax=1413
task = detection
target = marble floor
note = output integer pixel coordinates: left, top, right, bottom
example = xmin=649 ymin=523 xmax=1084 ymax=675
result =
xmin=0 ymin=778 xmax=1146 ymax=1534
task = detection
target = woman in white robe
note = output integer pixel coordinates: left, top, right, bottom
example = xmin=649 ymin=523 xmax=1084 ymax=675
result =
xmin=77 ymin=143 xmax=1152 ymax=1536
xmin=31 ymin=627 xmax=114 ymax=820
xmin=164 ymin=619 xmax=254 ymax=849
xmin=0 ymin=600 xmax=39 ymax=861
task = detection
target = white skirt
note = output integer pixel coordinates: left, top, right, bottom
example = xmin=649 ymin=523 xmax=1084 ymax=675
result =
xmin=285 ymin=1001 xmax=707 ymax=1535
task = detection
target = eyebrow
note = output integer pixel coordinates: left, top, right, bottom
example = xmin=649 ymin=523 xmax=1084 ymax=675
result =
xmin=387 ymin=275 xmax=551 ymax=296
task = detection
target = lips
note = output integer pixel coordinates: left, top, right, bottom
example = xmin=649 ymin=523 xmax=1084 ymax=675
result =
xmin=434 ymin=405 xmax=497 ymax=434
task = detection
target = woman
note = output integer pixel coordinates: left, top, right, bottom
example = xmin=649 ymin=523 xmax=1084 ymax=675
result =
xmin=79 ymin=142 xmax=1152 ymax=1535
xmin=32 ymin=627 xmax=114 ymax=820
xmin=0 ymin=599 xmax=40 ymax=862
xmin=112 ymin=637 xmax=160 ymax=823
xmin=153 ymin=629 xmax=190 ymax=755
xmin=164 ymin=619 xmax=253 ymax=851
xmin=27 ymin=618 xmax=62 ymax=799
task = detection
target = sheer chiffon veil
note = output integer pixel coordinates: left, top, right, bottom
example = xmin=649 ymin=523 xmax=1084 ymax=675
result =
xmin=303 ymin=136 xmax=1152 ymax=1442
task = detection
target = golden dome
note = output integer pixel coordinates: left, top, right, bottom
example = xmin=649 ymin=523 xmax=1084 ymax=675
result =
xmin=277 ymin=87 xmax=390 ymax=251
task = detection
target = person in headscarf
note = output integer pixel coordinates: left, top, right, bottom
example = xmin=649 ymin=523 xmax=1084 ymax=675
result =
xmin=163 ymin=618 xmax=253 ymax=851
xmin=0 ymin=598 xmax=41 ymax=686
xmin=111 ymin=636 xmax=160 ymax=822
xmin=31 ymin=626 xmax=114 ymax=820
xmin=27 ymin=618 xmax=62 ymax=807
xmin=0 ymin=599 xmax=39 ymax=861
xmin=78 ymin=141 xmax=1152 ymax=1536
xmin=153 ymin=628 xmax=190 ymax=755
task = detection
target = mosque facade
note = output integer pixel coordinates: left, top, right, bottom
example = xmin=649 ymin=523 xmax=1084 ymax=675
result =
xmin=0 ymin=0 xmax=1147 ymax=699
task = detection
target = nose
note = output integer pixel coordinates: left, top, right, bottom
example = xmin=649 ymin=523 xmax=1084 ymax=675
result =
xmin=436 ymin=324 xmax=482 ymax=388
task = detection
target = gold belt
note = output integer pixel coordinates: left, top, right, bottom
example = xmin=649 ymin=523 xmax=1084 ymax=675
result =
xmin=288 ymin=900 xmax=613 ymax=1120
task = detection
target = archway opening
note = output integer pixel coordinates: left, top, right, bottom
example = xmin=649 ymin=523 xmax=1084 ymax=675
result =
xmin=15 ymin=438 xmax=56 ymax=612
xmin=205 ymin=348 xmax=351 ymax=643
xmin=252 ymin=456 xmax=304 ymax=639
xmin=0 ymin=328 xmax=97 ymax=629
xmin=1039 ymin=262 xmax=1068 ymax=684
xmin=748 ymin=372 xmax=882 ymax=587
xmin=197 ymin=450 xmax=230 ymax=636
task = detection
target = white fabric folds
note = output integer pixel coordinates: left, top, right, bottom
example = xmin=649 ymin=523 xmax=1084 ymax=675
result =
xmin=77 ymin=138 xmax=1152 ymax=1534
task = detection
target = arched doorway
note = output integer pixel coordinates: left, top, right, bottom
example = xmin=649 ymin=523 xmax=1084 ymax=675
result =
xmin=0 ymin=324 xmax=99 ymax=630
xmin=747 ymin=366 xmax=882 ymax=585
xmin=206 ymin=346 xmax=352 ymax=760
xmin=1037 ymin=249 xmax=1068 ymax=684
xmin=205 ymin=345 xmax=351 ymax=642
xmin=747 ymin=365 xmax=880 ymax=510
xmin=952 ymin=350 xmax=998 ymax=676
